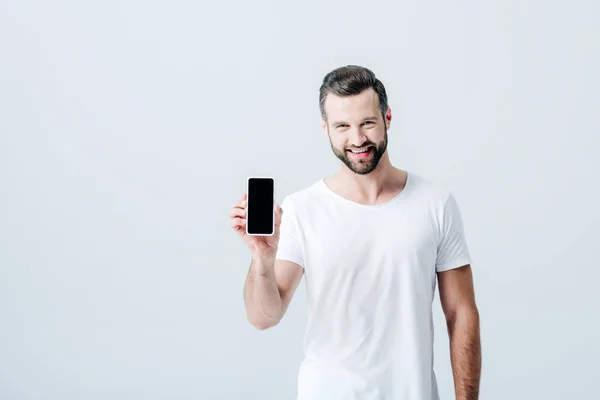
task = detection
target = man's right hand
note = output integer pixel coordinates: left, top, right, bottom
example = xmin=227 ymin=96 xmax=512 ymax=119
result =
xmin=229 ymin=193 xmax=283 ymax=259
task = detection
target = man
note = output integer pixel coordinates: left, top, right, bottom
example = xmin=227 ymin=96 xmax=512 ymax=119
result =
xmin=230 ymin=65 xmax=481 ymax=400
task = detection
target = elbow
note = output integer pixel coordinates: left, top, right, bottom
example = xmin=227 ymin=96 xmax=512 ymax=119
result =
xmin=445 ymin=304 xmax=479 ymax=327
xmin=247 ymin=314 xmax=280 ymax=331
xmin=252 ymin=321 xmax=277 ymax=331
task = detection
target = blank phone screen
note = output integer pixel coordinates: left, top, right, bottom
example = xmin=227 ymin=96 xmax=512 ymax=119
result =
xmin=247 ymin=178 xmax=274 ymax=235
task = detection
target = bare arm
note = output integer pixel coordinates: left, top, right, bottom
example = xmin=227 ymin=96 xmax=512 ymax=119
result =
xmin=438 ymin=264 xmax=481 ymax=400
xmin=243 ymin=255 xmax=304 ymax=330
xmin=230 ymin=193 xmax=304 ymax=330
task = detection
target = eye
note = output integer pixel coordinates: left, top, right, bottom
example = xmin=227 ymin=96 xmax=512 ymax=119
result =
xmin=364 ymin=121 xmax=375 ymax=125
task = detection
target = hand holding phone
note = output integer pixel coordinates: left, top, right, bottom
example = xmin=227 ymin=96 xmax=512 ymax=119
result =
xmin=229 ymin=177 xmax=282 ymax=258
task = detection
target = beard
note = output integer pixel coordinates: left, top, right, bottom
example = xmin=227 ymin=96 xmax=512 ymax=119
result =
xmin=329 ymin=129 xmax=388 ymax=175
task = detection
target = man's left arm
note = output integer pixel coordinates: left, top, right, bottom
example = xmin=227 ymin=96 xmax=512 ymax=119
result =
xmin=438 ymin=264 xmax=481 ymax=400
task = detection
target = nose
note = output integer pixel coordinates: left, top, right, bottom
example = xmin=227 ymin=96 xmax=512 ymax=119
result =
xmin=348 ymin=127 xmax=369 ymax=147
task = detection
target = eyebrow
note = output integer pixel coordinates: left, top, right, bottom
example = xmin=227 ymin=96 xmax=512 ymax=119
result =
xmin=331 ymin=117 xmax=379 ymax=126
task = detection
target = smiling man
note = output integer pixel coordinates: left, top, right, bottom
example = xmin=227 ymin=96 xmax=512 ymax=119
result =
xmin=232 ymin=65 xmax=481 ymax=400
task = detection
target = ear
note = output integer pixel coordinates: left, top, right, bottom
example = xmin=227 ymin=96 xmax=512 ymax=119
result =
xmin=385 ymin=107 xmax=392 ymax=130
xmin=321 ymin=119 xmax=328 ymax=136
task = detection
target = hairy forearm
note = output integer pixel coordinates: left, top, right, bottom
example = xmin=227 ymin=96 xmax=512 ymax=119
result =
xmin=447 ymin=308 xmax=481 ymax=400
xmin=243 ymin=254 xmax=283 ymax=329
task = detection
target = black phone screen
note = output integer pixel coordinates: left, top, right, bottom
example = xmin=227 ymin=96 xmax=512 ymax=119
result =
xmin=247 ymin=178 xmax=274 ymax=235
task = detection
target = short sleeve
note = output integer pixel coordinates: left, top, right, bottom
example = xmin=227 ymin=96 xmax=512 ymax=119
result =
xmin=435 ymin=193 xmax=472 ymax=272
xmin=275 ymin=196 xmax=305 ymax=268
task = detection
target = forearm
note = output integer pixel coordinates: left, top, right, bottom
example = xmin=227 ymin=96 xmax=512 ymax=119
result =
xmin=447 ymin=308 xmax=481 ymax=400
xmin=243 ymin=254 xmax=283 ymax=329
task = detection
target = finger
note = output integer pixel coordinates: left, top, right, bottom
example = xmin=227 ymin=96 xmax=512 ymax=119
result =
xmin=234 ymin=224 xmax=246 ymax=235
xmin=234 ymin=198 xmax=247 ymax=209
xmin=274 ymin=203 xmax=283 ymax=227
xmin=229 ymin=207 xmax=246 ymax=218
xmin=230 ymin=217 xmax=246 ymax=228
xmin=242 ymin=192 xmax=247 ymax=200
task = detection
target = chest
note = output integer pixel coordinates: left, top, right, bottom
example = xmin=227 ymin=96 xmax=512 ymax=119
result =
xmin=301 ymin=204 xmax=439 ymax=279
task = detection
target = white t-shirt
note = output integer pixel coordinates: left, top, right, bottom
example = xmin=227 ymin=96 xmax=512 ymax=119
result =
xmin=275 ymin=171 xmax=472 ymax=400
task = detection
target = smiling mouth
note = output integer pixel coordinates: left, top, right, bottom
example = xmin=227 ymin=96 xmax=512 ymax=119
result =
xmin=348 ymin=147 xmax=373 ymax=158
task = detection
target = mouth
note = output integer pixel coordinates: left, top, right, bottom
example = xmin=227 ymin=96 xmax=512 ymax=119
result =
xmin=347 ymin=146 xmax=373 ymax=159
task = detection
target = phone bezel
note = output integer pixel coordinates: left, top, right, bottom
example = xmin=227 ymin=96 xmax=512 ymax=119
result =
xmin=246 ymin=176 xmax=275 ymax=236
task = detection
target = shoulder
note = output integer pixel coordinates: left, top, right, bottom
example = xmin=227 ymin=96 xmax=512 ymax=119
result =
xmin=407 ymin=171 xmax=454 ymax=207
xmin=279 ymin=179 xmax=325 ymax=210
xmin=407 ymin=173 xmax=467 ymax=242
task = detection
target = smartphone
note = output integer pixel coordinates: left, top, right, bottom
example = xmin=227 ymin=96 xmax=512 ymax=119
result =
xmin=246 ymin=177 xmax=275 ymax=236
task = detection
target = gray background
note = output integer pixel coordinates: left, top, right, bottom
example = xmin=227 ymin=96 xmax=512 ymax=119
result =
xmin=1 ymin=0 xmax=598 ymax=399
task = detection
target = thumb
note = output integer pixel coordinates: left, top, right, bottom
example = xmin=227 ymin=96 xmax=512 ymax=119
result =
xmin=274 ymin=203 xmax=283 ymax=227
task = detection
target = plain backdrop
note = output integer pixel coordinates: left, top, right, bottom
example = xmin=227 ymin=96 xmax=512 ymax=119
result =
xmin=1 ymin=0 xmax=599 ymax=399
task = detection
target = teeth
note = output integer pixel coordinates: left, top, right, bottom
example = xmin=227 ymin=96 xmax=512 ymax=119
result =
xmin=351 ymin=148 xmax=370 ymax=154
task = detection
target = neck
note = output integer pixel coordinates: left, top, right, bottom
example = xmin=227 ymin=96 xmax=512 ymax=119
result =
xmin=332 ymin=152 xmax=404 ymax=201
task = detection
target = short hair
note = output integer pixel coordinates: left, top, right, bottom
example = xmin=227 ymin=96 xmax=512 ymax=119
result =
xmin=319 ymin=65 xmax=389 ymax=122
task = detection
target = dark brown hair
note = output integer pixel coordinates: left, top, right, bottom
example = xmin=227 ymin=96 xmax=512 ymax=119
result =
xmin=319 ymin=65 xmax=389 ymax=123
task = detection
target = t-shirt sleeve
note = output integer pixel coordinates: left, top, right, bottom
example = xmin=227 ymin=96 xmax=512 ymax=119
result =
xmin=435 ymin=193 xmax=472 ymax=272
xmin=275 ymin=196 xmax=305 ymax=268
